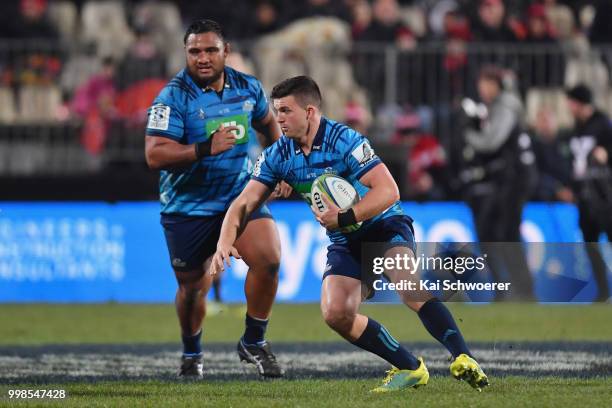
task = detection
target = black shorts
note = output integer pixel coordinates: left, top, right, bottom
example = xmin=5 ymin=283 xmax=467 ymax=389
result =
xmin=161 ymin=205 xmax=272 ymax=272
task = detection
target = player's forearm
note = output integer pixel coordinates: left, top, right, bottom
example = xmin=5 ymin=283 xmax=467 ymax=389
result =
xmin=254 ymin=116 xmax=282 ymax=146
xmin=352 ymin=183 xmax=400 ymax=222
xmin=218 ymin=197 xmax=251 ymax=247
xmin=145 ymin=143 xmax=197 ymax=170
xmin=266 ymin=120 xmax=283 ymax=144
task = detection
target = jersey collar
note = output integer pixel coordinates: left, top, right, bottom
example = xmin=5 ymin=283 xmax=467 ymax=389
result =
xmin=292 ymin=116 xmax=326 ymax=156
xmin=311 ymin=116 xmax=327 ymax=151
xmin=184 ymin=68 xmax=230 ymax=95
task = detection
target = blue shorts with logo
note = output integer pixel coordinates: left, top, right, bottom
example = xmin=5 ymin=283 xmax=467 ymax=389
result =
xmin=323 ymin=215 xmax=416 ymax=281
xmin=161 ymin=204 xmax=272 ymax=272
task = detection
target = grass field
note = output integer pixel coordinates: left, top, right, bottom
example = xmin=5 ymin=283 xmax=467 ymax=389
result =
xmin=2 ymin=303 xmax=612 ymax=344
xmin=0 ymin=303 xmax=611 ymax=407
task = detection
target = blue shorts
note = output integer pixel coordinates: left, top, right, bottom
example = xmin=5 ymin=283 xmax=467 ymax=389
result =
xmin=323 ymin=215 xmax=416 ymax=281
xmin=161 ymin=205 xmax=272 ymax=272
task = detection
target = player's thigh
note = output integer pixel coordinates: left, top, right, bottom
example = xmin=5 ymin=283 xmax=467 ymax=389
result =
xmin=235 ymin=217 xmax=281 ymax=270
xmin=375 ymin=217 xmax=431 ymax=310
xmin=321 ymin=274 xmax=362 ymax=319
xmin=383 ymin=245 xmax=432 ymax=310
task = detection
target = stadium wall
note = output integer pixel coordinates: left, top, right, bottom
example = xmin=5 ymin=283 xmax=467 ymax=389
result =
xmin=0 ymin=201 xmax=608 ymax=303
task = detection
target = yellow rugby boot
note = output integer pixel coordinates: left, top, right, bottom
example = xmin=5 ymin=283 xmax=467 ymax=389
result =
xmin=450 ymin=354 xmax=489 ymax=391
xmin=371 ymin=357 xmax=429 ymax=393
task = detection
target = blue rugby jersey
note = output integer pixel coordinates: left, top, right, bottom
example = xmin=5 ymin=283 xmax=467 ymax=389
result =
xmin=146 ymin=67 xmax=269 ymax=216
xmin=251 ymin=116 xmax=404 ymax=243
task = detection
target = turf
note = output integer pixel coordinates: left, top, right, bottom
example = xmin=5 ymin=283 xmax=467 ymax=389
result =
xmin=1 ymin=377 xmax=611 ymax=408
xmin=0 ymin=303 xmax=611 ymax=345
xmin=1 ymin=303 xmax=611 ymax=406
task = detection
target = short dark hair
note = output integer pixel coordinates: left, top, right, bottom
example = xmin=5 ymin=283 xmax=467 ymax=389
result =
xmin=478 ymin=65 xmax=504 ymax=89
xmin=183 ymin=19 xmax=225 ymax=45
xmin=566 ymin=84 xmax=593 ymax=105
xmin=270 ymin=76 xmax=322 ymax=108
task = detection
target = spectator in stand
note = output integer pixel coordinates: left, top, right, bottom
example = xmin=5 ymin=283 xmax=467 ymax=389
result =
xmin=71 ymin=57 xmax=116 ymax=118
xmin=519 ymin=3 xmax=565 ymax=89
xmin=71 ymin=57 xmax=117 ymax=154
xmin=440 ymin=8 xmax=472 ymax=104
xmin=565 ymin=84 xmax=612 ymax=302
xmin=245 ymin=1 xmax=284 ymax=37
xmin=356 ymin=0 xmax=416 ymax=49
xmin=392 ymin=109 xmax=448 ymax=201
xmin=285 ymin=0 xmax=352 ymax=24
xmin=470 ymin=0 xmax=517 ymax=43
xmin=530 ymin=108 xmax=573 ymax=201
xmin=349 ymin=0 xmax=372 ymax=40
xmin=176 ymin=0 xmax=253 ymax=39
xmin=115 ymin=25 xmax=166 ymax=90
xmin=354 ymin=0 xmax=415 ymax=107
xmin=589 ymin=1 xmax=612 ymax=76
xmin=344 ymin=98 xmax=371 ymax=135
xmin=0 ymin=0 xmax=58 ymax=39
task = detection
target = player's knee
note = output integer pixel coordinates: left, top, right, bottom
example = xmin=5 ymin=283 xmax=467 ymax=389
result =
xmin=260 ymin=246 xmax=281 ymax=276
xmin=177 ymin=281 xmax=205 ymax=302
xmin=265 ymin=261 xmax=280 ymax=277
xmin=250 ymin=257 xmax=280 ymax=278
xmin=322 ymin=305 xmax=355 ymax=334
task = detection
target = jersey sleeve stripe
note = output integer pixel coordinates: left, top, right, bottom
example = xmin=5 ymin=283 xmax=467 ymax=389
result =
xmin=354 ymin=158 xmax=382 ymax=180
xmin=167 ymin=82 xmax=196 ymax=100
xmin=251 ymin=176 xmax=276 ymax=189
xmin=146 ymin=130 xmax=183 ymax=140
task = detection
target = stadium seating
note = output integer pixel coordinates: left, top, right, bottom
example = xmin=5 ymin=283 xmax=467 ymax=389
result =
xmin=81 ymin=0 xmax=134 ymax=60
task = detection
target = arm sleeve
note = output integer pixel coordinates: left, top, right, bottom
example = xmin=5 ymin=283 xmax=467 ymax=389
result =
xmin=145 ymin=89 xmax=185 ymax=142
xmin=343 ymin=129 xmax=382 ymax=180
xmin=465 ymin=104 xmax=517 ymax=153
xmin=250 ymin=148 xmax=280 ymax=189
xmin=251 ymin=79 xmax=270 ymax=121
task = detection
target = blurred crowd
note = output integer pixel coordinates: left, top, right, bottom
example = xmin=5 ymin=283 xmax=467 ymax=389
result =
xmin=1 ymin=0 xmax=612 ymax=204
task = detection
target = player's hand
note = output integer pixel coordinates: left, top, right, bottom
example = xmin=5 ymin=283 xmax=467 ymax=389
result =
xmin=270 ymin=181 xmax=293 ymax=199
xmin=210 ymin=124 xmax=239 ymax=155
xmin=314 ymin=194 xmax=341 ymax=230
xmin=210 ymin=243 xmax=241 ymax=275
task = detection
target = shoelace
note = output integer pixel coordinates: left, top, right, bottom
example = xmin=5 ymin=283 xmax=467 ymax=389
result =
xmin=381 ymin=367 xmax=400 ymax=385
xmin=259 ymin=349 xmax=278 ymax=366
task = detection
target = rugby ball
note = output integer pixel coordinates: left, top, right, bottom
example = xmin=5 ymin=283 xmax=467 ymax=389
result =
xmin=310 ymin=174 xmax=362 ymax=233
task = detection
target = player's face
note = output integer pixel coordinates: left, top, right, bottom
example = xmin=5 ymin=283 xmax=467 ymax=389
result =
xmin=184 ymin=32 xmax=228 ymax=86
xmin=273 ymin=96 xmax=310 ymax=139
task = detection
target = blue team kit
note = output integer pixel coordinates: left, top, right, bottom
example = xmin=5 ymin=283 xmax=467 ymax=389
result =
xmin=146 ymin=67 xmax=272 ymax=271
xmin=251 ymin=116 xmax=415 ymax=279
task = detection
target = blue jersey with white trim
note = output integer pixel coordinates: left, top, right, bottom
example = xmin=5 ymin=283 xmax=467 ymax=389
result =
xmin=252 ymin=116 xmax=404 ymax=243
xmin=146 ymin=67 xmax=269 ymax=216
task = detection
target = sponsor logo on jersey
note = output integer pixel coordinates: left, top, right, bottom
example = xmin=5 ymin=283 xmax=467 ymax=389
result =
xmin=205 ymin=113 xmax=250 ymax=144
xmin=351 ymin=141 xmax=376 ymax=167
xmin=147 ymin=104 xmax=171 ymax=131
xmin=253 ymin=152 xmax=265 ymax=177
xmin=242 ymin=100 xmax=254 ymax=112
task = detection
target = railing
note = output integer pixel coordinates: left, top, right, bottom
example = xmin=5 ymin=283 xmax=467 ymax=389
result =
xmin=0 ymin=40 xmax=610 ymax=178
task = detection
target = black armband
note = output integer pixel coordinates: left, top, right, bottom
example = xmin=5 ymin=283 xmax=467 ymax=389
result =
xmin=338 ymin=208 xmax=357 ymax=228
xmin=195 ymin=134 xmax=214 ymax=158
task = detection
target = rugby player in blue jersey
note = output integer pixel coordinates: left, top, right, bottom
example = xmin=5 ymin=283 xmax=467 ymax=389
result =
xmin=211 ymin=76 xmax=489 ymax=392
xmin=145 ymin=20 xmax=287 ymax=379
